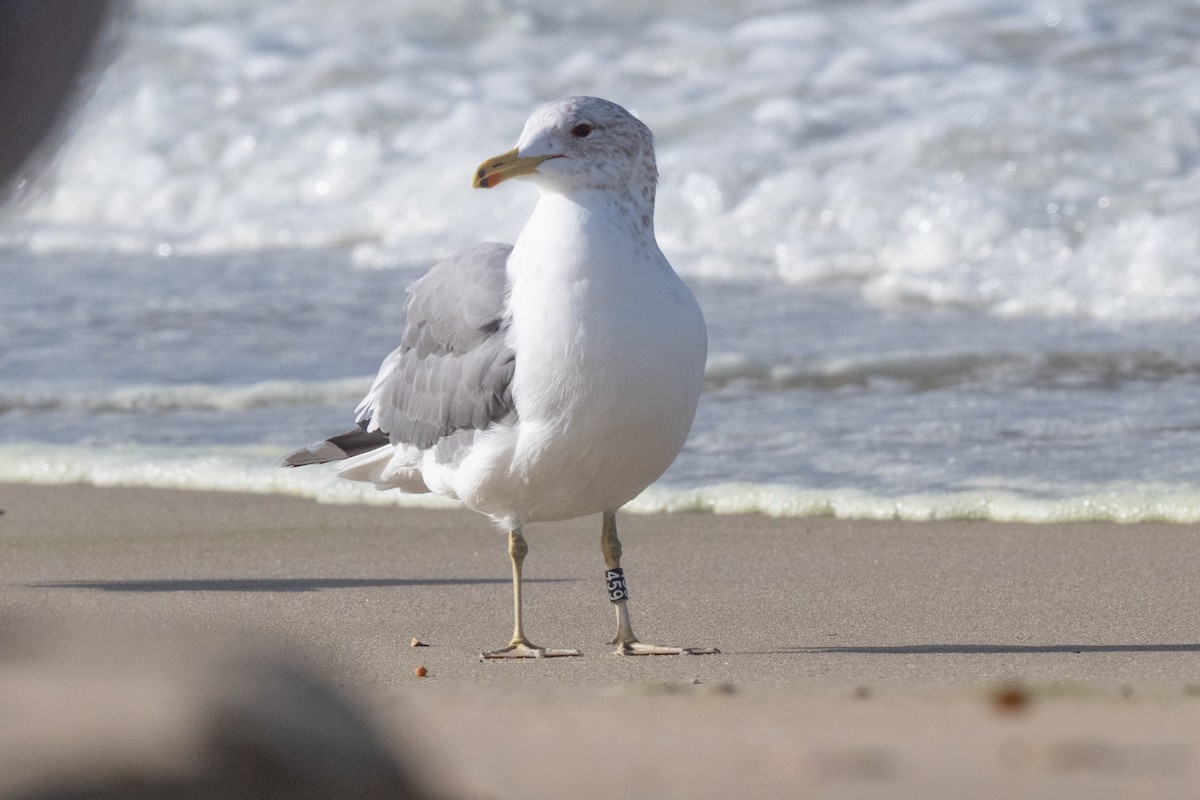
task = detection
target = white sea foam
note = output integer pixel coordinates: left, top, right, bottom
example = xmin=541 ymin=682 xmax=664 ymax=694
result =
xmin=3 ymin=444 xmax=1200 ymax=525
xmin=3 ymin=0 xmax=1199 ymax=322
xmin=631 ymin=483 xmax=1200 ymax=525
xmin=704 ymin=348 xmax=1200 ymax=392
xmin=10 ymin=345 xmax=1192 ymax=420
xmin=0 ymin=443 xmax=459 ymax=509
xmin=0 ymin=378 xmax=370 ymax=416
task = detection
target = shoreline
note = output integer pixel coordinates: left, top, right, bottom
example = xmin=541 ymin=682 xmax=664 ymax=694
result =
xmin=5 ymin=445 xmax=1200 ymax=524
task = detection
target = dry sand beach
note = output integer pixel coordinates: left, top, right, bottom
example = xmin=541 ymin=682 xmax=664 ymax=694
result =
xmin=3 ymin=483 xmax=1200 ymax=797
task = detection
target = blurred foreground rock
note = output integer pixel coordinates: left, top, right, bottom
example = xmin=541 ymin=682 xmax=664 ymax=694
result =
xmin=0 ymin=623 xmax=427 ymax=800
xmin=0 ymin=1 xmax=115 ymax=192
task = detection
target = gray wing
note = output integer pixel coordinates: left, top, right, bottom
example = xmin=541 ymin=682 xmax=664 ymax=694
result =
xmin=354 ymin=242 xmax=516 ymax=450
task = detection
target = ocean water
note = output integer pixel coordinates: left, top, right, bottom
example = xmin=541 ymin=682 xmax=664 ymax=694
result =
xmin=3 ymin=0 xmax=1200 ymax=522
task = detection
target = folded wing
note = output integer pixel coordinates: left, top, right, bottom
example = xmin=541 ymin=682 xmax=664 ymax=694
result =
xmin=280 ymin=242 xmax=516 ymax=467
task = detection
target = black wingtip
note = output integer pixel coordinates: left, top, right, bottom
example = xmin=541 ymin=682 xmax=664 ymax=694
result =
xmin=278 ymin=429 xmax=392 ymax=468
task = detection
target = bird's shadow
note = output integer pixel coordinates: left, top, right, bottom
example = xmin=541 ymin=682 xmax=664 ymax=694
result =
xmin=27 ymin=577 xmax=575 ymax=593
xmin=776 ymin=643 xmax=1200 ymax=655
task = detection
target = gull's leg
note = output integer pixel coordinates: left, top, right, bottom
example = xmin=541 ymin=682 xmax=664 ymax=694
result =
xmin=601 ymin=510 xmax=719 ymax=656
xmin=480 ymin=529 xmax=582 ymax=660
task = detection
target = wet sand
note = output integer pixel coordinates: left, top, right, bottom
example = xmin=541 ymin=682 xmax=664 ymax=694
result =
xmin=3 ymin=483 xmax=1200 ymax=797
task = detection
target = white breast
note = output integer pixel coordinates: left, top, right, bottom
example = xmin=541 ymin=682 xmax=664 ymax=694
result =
xmin=458 ymin=191 xmax=707 ymax=525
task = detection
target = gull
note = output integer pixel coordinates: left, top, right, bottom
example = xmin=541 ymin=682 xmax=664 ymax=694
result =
xmin=282 ymin=96 xmax=716 ymax=659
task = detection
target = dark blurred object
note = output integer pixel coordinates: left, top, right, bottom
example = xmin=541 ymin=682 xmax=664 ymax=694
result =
xmin=0 ymin=0 xmax=114 ymax=192
xmin=0 ymin=623 xmax=429 ymax=800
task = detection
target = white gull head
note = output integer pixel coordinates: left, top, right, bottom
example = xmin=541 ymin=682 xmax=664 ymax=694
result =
xmin=474 ymin=96 xmax=659 ymax=222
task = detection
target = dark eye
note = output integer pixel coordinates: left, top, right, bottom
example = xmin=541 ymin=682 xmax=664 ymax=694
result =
xmin=570 ymin=123 xmax=593 ymax=138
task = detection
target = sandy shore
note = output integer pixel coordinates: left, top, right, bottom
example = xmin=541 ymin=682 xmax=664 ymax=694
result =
xmin=3 ymin=483 xmax=1200 ymax=797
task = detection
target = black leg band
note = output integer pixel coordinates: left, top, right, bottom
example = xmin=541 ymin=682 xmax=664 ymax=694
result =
xmin=605 ymin=568 xmax=628 ymax=603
